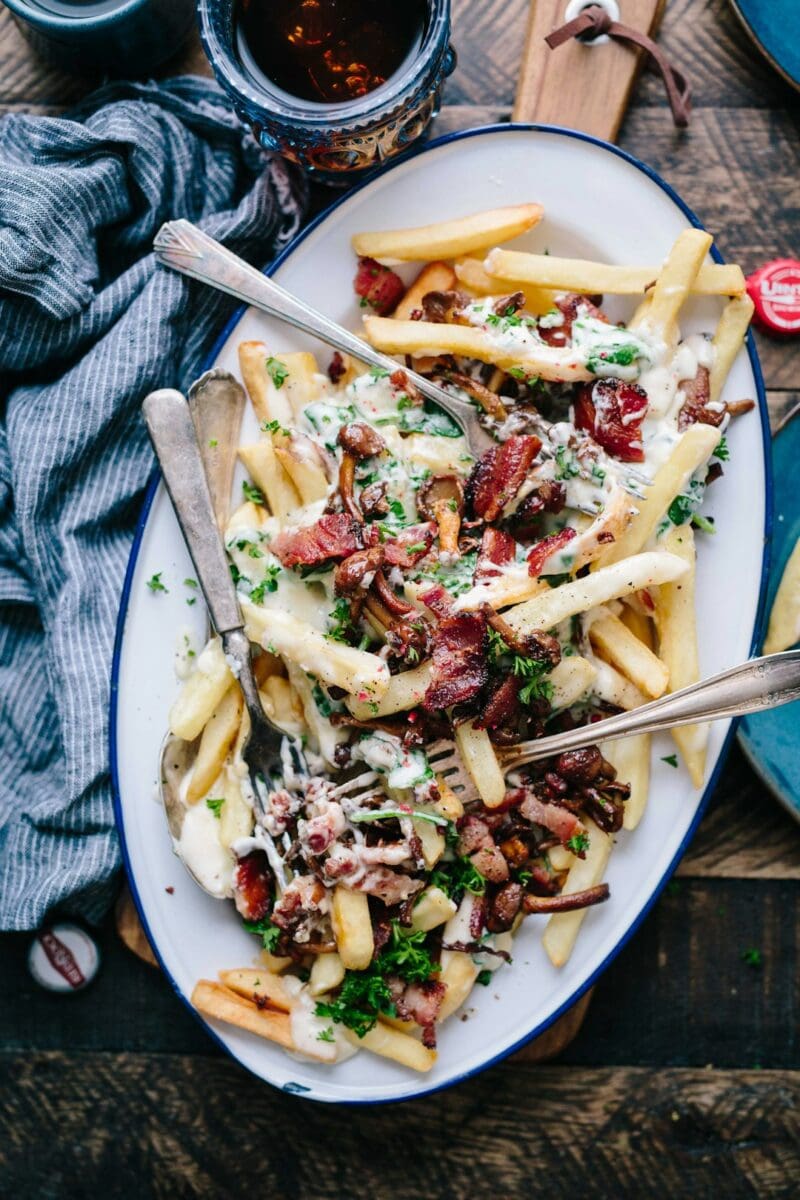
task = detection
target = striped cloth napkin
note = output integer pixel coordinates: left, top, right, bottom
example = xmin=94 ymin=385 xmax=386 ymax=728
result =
xmin=0 ymin=77 xmax=306 ymax=929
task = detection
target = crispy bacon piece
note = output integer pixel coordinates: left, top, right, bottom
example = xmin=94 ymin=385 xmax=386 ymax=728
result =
xmin=474 ymin=676 xmax=522 ymax=731
xmin=574 ymin=378 xmax=649 ymax=462
xmin=523 ymin=884 xmax=610 ymax=913
xmin=233 ymin=851 xmax=272 ymax=921
xmin=354 ymin=256 xmax=404 ymax=316
xmin=328 ymin=351 xmax=346 ymax=383
xmin=509 ymin=478 xmax=566 ymax=542
xmin=527 ymin=526 xmax=577 ymax=577
xmin=514 ymin=788 xmax=587 ymax=846
xmin=419 ymin=584 xmax=454 ymax=620
xmin=390 ymin=977 xmax=446 ymax=1047
xmin=537 ymin=293 xmax=608 ymax=348
xmin=467 ymin=434 xmax=542 ymax=522
xmin=271 ymin=513 xmax=362 ymax=568
xmin=456 ymin=815 xmax=509 ymax=883
xmin=487 ymin=881 xmax=524 ymax=932
xmin=380 ymin=522 xmax=437 ymax=569
xmin=677 ymin=368 xmax=755 ymax=429
xmin=423 ymin=612 xmax=487 ymax=710
xmin=475 ymin=527 xmax=516 ymax=582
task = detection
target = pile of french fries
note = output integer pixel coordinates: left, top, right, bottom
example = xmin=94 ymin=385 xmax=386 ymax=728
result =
xmin=163 ymin=203 xmax=755 ymax=1072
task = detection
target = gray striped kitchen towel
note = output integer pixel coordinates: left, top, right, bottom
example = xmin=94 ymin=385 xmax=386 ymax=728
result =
xmin=0 ymin=77 xmax=306 ymax=929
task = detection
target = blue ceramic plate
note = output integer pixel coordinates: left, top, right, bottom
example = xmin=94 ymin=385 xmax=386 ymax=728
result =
xmin=739 ymin=408 xmax=800 ymax=819
xmin=729 ymin=0 xmax=800 ymax=92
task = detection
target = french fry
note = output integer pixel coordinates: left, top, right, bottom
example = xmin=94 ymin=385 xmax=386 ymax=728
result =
xmin=542 ymin=819 xmax=611 ymax=967
xmin=331 ymin=885 xmax=374 ymax=970
xmin=763 ymin=538 xmax=800 ymax=653
xmin=603 ymin=734 xmax=651 ymax=831
xmin=186 ymin=684 xmax=244 ymax=803
xmin=238 ymin=439 xmax=301 ymax=525
xmin=455 ymin=568 xmax=548 ymax=613
xmin=363 ymin=315 xmax=592 ymax=383
xmin=309 ymin=952 xmax=346 ymax=998
xmin=260 ymin=948 xmax=293 ymax=974
xmin=273 ymin=432 xmax=330 ymax=504
xmin=455 ymin=720 xmax=506 ymax=808
xmin=434 ymin=776 xmax=464 ymax=822
xmin=630 ymin=229 xmax=713 ymax=342
xmin=589 ymin=611 xmax=670 ymax=698
xmin=590 ymin=657 xmax=648 ymax=711
xmin=655 ymin=525 xmax=707 ymax=787
xmin=483 ymin=247 xmax=744 ymax=298
xmin=259 ymin=675 xmax=306 ymax=736
xmin=438 ymin=953 xmax=480 ymax=1023
xmin=597 ymin=424 xmax=721 ymax=566
xmin=191 ymin=980 xmax=299 ymax=1052
xmin=709 ymin=294 xmax=755 ymax=403
xmin=346 ymin=660 xmax=432 ymax=720
xmin=352 ymin=203 xmax=543 ymax=263
xmin=243 ymin=602 xmax=390 ymax=698
xmin=410 ymin=887 xmax=457 ymax=933
xmin=454 ymin=256 xmax=555 ymax=314
xmin=220 ymin=967 xmax=291 ymax=1011
xmin=238 ymin=343 xmax=321 ymax=425
xmin=504 ymin=552 xmax=688 ymax=636
xmin=393 ymin=261 xmax=456 ymax=320
xmin=218 ymin=769 xmax=255 ymax=852
xmin=548 ymin=844 xmax=575 ymax=872
xmin=412 ymin=817 xmax=445 ymax=869
xmin=343 ymin=1021 xmax=437 ymax=1072
xmin=169 ymin=636 xmax=234 ymax=742
xmin=619 ymin=601 xmax=655 ymax=649
xmin=550 ymin=655 xmax=598 ymax=710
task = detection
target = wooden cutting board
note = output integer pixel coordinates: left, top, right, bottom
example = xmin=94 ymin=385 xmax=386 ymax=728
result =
xmin=514 ymin=0 xmax=667 ymax=141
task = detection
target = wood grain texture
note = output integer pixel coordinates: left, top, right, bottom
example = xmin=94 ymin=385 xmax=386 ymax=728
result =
xmin=513 ymin=0 xmax=666 ymax=138
xmin=1 ymin=1052 xmax=798 ymax=1198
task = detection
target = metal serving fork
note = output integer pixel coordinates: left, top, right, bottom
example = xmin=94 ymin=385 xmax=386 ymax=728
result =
xmin=144 ymin=384 xmax=297 ymax=884
xmin=335 ymin=650 xmax=800 ymax=807
xmin=153 ymin=218 xmax=496 ymax=455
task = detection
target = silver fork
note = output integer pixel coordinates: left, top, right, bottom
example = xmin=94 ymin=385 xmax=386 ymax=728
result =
xmin=335 ymin=650 xmax=800 ymax=807
xmin=153 ymin=218 xmax=496 ymax=455
xmin=143 ymin=386 xmax=298 ymax=867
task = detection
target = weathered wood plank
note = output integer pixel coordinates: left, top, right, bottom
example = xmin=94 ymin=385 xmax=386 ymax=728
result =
xmin=1 ymin=1053 xmax=798 ymax=1198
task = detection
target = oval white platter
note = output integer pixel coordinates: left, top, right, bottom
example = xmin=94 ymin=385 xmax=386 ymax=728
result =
xmin=112 ymin=125 xmax=770 ymax=1104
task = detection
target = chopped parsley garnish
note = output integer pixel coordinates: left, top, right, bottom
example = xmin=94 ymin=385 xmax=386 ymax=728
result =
xmin=208 ymin=438 xmax=218 ymax=448
xmin=661 ymin=754 xmax=679 ymax=768
xmin=741 ymin=947 xmax=762 ymax=969
xmin=242 ymin=480 xmax=265 ymax=505
xmin=146 ymin=572 xmax=168 ymax=594
xmin=476 ymin=969 xmax=493 ymax=986
xmin=184 ymin=578 xmax=198 ymax=589
xmin=242 ymin=916 xmax=281 ymax=952
xmin=567 ymin=832 xmax=590 ymax=856
xmin=205 ymin=797 xmax=224 ymax=818
xmin=429 ymin=855 xmax=487 ymax=901
xmin=586 ymin=343 xmax=639 ymax=374
xmin=369 ymin=366 xmax=390 ymax=380
xmin=315 ymin=921 xmax=439 ymax=1038
xmin=250 ymin=565 xmax=281 ymax=603
xmin=261 ymin=418 xmax=291 ymax=436
xmin=387 ymin=497 xmax=406 ymax=522
xmin=554 ymin=444 xmax=580 ymax=480
xmin=266 ymin=356 xmax=289 ymax=389
xmin=714 ymin=436 xmax=729 ymax=461
xmin=317 ymin=1027 xmax=336 ymax=1043
xmin=691 ymin=513 xmax=716 ymax=534
xmin=488 ymin=628 xmax=554 ymax=707
xmin=404 ymin=542 xmax=428 ymax=555
xmin=325 ymin=596 xmax=356 ymax=643
xmin=376 ymin=401 xmax=461 ymax=438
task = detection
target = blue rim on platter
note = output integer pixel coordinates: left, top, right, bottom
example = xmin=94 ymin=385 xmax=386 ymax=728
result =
xmin=729 ymin=0 xmax=800 ymax=93
xmin=110 ymin=122 xmax=773 ymax=1104
xmin=738 ymin=407 xmax=800 ymax=820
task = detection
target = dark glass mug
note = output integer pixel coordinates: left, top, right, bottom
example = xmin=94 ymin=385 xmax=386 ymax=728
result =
xmin=197 ymin=0 xmax=455 ymax=181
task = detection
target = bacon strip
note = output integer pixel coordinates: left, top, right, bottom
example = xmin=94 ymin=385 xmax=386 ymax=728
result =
xmin=467 ymin=435 xmax=542 ymax=522
xmin=423 ymin=612 xmax=487 ymax=710
xmin=515 ymin=789 xmax=587 ymax=846
xmin=574 ymin=379 xmax=649 ymax=463
xmin=527 ymin=527 xmax=577 ymax=577
xmin=233 ymin=851 xmax=272 ymax=921
xmin=475 ymin=527 xmax=516 ymax=582
xmin=380 ymin=522 xmax=436 ymax=569
xmin=271 ymin=514 xmax=362 ymax=568
xmin=354 ymin=257 xmax=405 ymax=316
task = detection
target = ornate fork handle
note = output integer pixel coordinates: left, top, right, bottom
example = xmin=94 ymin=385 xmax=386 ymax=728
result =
xmin=153 ymin=219 xmax=495 ymax=454
xmin=502 ymin=651 xmax=800 ymax=769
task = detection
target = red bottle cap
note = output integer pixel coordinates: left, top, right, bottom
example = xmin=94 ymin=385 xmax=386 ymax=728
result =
xmin=746 ymin=259 xmax=800 ymax=336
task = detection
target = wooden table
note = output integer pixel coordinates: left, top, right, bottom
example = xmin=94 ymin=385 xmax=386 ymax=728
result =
xmin=2 ymin=2 xmax=799 ymax=1195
